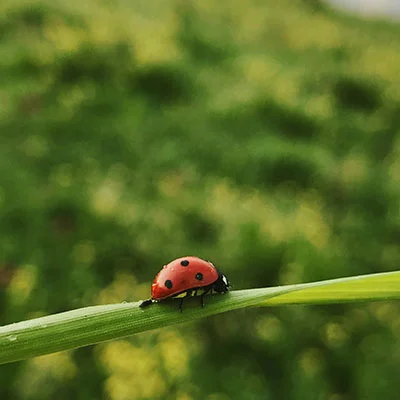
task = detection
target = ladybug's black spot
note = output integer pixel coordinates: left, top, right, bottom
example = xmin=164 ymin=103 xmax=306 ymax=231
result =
xmin=180 ymin=260 xmax=189 ymax=266
xmin=195 ymin=272 xmax=203 ymax=281
xmin=165 ymin=279 xmax=173 ymax=289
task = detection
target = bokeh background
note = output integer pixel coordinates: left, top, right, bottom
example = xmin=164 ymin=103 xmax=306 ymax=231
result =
xmin=1 ymin=0 xmax=400 ymax=399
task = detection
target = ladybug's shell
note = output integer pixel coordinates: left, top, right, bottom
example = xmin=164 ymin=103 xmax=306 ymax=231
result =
xmin=151 ymin=256 xmax=219 ymax=300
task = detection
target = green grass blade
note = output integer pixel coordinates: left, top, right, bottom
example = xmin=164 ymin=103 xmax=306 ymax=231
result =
xmin=262 ymin=270 xmax=400 ymax=305
xmin=0 ymin=271 xmax=399 ymax=365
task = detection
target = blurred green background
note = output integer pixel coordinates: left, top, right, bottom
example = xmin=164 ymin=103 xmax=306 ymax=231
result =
xmin=1 ymin=0 xmax=400 ymax=399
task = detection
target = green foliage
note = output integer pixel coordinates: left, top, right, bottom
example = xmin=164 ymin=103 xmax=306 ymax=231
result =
xmin=0 ymin=0 xmax=400 ymax=399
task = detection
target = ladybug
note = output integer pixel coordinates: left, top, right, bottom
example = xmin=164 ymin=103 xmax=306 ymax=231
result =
xmin=140 ymin=256 xmax=230 ymax=312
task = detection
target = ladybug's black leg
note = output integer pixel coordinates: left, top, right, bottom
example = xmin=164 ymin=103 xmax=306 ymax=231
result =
xmin=140 ymin=299 xmax=153 ymax=308
xmin=179 ymin=290 xmax=193 ymax=312
xmin=178 ymin=298 xmax=184 ymax=313
xmin=200 ymin=288 xmax=211 ymax=308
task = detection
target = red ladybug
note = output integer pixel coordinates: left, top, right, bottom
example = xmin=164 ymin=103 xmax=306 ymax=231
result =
xmin=140 ymin=256 xmax=230 ymax=311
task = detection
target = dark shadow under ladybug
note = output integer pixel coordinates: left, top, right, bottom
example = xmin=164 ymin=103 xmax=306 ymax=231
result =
xmin=139 ymin=256 xmax=231 ymax=312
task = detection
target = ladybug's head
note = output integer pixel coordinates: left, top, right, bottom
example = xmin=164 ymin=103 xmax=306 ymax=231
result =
xmin=213 ymin=272 xmax=231 ymax=293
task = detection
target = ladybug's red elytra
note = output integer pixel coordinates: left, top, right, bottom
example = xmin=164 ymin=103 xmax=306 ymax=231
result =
xmin=140 ymin=256 xmax=230 ymax=312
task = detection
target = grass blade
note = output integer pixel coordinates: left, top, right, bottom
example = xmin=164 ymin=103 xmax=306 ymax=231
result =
xmin=262 ymin=270 xmax=400 ymax=305
xmin=0 ymin=270 xmax=399 ymax=365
